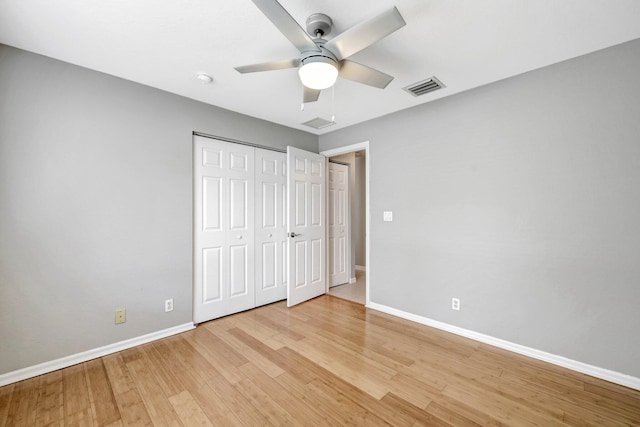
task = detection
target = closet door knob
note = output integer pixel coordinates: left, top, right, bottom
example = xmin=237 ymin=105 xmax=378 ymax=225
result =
xmin=237 ymin=235 xmax=243 ymax=240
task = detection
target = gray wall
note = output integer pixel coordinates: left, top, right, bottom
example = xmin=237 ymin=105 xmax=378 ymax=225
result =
xmin=0 ymin=44 xmax=317 ymax=374
xmin=320 ymin=39 xmax=640 ymax=377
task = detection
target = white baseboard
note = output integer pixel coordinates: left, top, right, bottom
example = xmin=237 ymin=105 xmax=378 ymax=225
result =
xmin=349 ymin=277 xmax=357 ymax=284
xmin=355 ymin=265 xmax=366 ymax=272
xmin=0 ymin=322 xmax=195 ymax=387
xmin=366 ymin=302 xmax=640 ymax=391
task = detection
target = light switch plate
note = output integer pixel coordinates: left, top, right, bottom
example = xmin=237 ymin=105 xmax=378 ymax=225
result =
xmin=383 ymin=211 xmax=393 ymax=222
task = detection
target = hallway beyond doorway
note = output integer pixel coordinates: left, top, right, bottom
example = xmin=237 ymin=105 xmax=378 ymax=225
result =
xmin=328 ymin=269 xmax=365 ymax=304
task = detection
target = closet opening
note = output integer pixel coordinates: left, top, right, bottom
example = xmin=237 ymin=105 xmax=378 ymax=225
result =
xmin=193 ymin=133 xmax=327 ymax=324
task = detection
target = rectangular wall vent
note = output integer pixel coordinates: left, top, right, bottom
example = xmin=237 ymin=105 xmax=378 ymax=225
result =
xmin=403 ymin=76 xmax=445 ymax=97
xmin=302 ymin=117 xmax=335 ymax=129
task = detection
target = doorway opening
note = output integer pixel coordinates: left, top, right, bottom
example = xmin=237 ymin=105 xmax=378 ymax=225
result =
xmin=321 ymin=142 xmax=370 ymax=306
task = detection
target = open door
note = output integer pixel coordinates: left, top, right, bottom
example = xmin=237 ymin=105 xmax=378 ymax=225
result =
xmin=328 ymin=161 xmax=350 ymax=287
xmin=287 ymin=147 xmax=326 ymax=307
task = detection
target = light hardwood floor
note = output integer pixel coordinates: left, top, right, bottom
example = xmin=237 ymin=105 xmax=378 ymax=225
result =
xmin=1 ymin=296 xmax=639 ymax=426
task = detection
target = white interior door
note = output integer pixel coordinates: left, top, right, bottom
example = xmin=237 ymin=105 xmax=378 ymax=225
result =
xmin=287 ymin=146 xmax=326 ymax=307
xmin=328 ymin=162 xmax=349 ymax=287
xmin=194 ymin=137 xmax=255 ymax=323
xmin=255 ymin=148 xmax=288 ymax=307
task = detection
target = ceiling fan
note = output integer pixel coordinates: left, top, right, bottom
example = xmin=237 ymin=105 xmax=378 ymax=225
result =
xmin=235 ymin=0 xmax=406 ymax=104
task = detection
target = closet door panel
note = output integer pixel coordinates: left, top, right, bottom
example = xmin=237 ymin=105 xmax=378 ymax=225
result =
xmin=202 ymin=247 xmax=223 ymax=303
xmin=255 ymin=148 xmax=288 ymax=307
xmin=225 ymin=144 xmax=255 ymax=315
xmin=194 ymin=137 xmax=254 ymax=323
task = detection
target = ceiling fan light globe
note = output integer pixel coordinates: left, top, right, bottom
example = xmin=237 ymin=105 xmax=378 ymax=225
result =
xmin=298 ymin=61 xmax=338 ymax=90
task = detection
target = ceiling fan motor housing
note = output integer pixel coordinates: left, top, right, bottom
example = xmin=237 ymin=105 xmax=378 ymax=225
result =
xmin=300 ymin=46 xmax=339 ymax=69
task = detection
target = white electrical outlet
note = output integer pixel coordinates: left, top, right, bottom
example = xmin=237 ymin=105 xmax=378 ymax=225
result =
xmin=165 ymin=299 xmax=173 ymax=312
xmin=451 ymin=298 xmax=460 ymax=311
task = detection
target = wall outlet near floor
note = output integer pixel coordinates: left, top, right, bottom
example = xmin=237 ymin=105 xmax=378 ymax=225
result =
xmin=451 ymin=298 xmax=460 ymax=311
xmin=115 ymin=308 xmax=126 ymax=324
xmin=165 ymin=298 xmax=173 ymax=312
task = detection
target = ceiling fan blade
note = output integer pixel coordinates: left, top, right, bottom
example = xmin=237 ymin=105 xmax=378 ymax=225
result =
xmin=234 ymin=58 xmax=300 ymax=73
xmin=303 ymin=86 xmax=321 ymax=103
xmin=324 ymin=7 xmax=406 ymax=61
xmin=339 ymin=60 xmax=394 ymax=89
xmin=251 ymin=0 xmax=319 ymax=53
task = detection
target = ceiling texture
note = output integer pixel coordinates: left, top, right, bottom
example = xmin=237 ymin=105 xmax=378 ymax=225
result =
xmin=2 ymin=0 xmax=640 ymax=135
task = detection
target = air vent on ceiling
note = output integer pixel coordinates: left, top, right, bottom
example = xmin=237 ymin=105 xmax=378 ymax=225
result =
xmin=403 ymin=76 xmax=445 ymax=97
xmin=302 ymin=117 xmax=336 ymax=129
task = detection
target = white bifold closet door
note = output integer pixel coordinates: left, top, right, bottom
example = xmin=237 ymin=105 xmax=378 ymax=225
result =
xmin=194 ymin=136 xmax=289 ymax=323
xmin=194 ymin=138 xmax=256 ymax=323
xmin=194 ymin=136 xmax=324 ymax=323
xmin=254 ymin=148 xmax=288 ymax=307
xmin=286 ymin=147 xmax=327 ymax=307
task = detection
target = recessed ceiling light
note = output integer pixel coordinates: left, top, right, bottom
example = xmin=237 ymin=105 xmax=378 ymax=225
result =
xmin=196 ymin=73 xmax=213 ymax=84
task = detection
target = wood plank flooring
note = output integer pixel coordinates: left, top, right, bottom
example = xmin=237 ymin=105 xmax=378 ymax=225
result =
xmin=1 ymin=295 xmax=639 ymax=426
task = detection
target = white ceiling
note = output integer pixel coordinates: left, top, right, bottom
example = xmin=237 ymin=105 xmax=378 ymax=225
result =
xmin=2 ymin=0 xmax=640 ymax=135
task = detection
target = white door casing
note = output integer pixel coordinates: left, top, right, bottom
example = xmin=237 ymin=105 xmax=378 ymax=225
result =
xmin=287 ymin=146 xmax=326 ymax=307
xmin=320 ymin=141 xmax=370 ymax=306
xmin=255 ymin=148 xmax=288 ymax=307
xmin=194 ymin=136 xmax=255 ymax=323
xmin=328 ymin=162 xmax=349 ymax=287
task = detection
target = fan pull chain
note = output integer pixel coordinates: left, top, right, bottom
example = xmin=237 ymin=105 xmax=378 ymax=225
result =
xmin=301 ymin=85 xmax=305 ymax=111
xmin=331 ymin=85 xmax=335 ymax=122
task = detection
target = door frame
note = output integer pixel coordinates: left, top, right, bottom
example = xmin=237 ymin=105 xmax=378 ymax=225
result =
xmin=320 ymin=141 xmax=370 ymax=306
